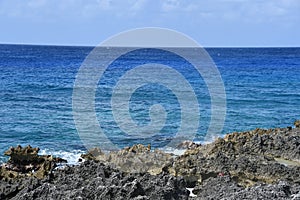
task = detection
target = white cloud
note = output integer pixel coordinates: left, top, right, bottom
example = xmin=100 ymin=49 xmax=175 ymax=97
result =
xmin=0 ymin=0 xmax=299 ymax=46
xmin=0 ymin=0 xmax=298 ymax=23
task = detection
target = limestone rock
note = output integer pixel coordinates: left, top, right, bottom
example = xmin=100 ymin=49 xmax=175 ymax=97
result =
xmin=1 ymin=122 xmax=300 ymax=199
xmin=165 ymin=124 xmax=300 ymax=188
xmin=0 ymin=145 xmax=67 ymax=180
xmin=81 ymin=144 xmax=173 ymax=175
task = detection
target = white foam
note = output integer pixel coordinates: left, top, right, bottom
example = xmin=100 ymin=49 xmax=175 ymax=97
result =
xmin=39 ymin=149 xmax=85 ymax=165
xmin=160 ymin=138 xmax=219 ymax=156
xmin=162 ymin=147 xmax=186 ymax=156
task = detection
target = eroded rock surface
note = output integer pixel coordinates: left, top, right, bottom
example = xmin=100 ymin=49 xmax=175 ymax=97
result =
xmin=167 ymin=127 xmax=300 ymax=188
xmin=1 ymin=122 xmax=300 ymax=199
xmin=7 ymin=160 xmax=189 ymax=200
xmin=193 ymin=176 xmax=300 ymax=200
xmin=0 ymin=145 xmax=67 ymax=181
xmin=81 ymin=144 xmax=174 ymax=175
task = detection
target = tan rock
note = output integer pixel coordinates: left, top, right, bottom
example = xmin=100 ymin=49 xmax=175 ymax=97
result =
xmin=1 ymin=145 xmax=67 ymax=180
xmin=294 ymin=120 xmax=300 ymax=128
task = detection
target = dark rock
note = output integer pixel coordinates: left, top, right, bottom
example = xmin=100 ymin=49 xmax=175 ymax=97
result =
xmin=1 ymin=122 xmax=300 ymax=199
xmin=193 ymin=177 xmax=299 ymax=200
xmin=11 ymin=160 xmax=189 ymax=200
xmin=165 ymin=125 xmax=300 ymax=189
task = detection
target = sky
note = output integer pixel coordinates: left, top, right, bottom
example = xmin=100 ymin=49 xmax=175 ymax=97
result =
xmin=0 ymin=0 xmax=299 ymax=47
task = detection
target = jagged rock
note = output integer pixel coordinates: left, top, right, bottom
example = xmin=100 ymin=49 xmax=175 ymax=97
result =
xmin=0 ymin=145 xmax=67 ymax=180
xmin=1 ymin=122 xmax=300 ymax=199
xmin=166 ymin=125 xmax=300 ymax=188
xmin=193 ymin=177 xmax=299 ymax=200
xmin=80 ymin=147 xmax=104 ymax=161
xmin=4 ymin=145 xmax=40 ymax=164
xmin=81 ymin=144 xmax=172 ymax=175
xmin=11 ymin=160 xmax=189 ymax=200
xmin=176 ymin=140 xmax=201 ymax=150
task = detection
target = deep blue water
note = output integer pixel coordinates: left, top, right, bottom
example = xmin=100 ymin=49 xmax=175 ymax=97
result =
xmin=0 ymin=44 xmax=299 ymax=163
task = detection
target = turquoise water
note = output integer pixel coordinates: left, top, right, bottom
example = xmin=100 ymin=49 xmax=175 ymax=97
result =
xmin=0 ymin=45 xmax=299 ymax=163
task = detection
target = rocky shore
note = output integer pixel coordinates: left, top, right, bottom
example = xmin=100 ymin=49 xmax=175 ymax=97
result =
xmin=1 ymin=121 xmax=300 ymax=199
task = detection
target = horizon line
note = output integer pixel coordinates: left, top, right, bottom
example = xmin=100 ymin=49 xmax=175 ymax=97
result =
xmin=0 ymin=42 xmax=299 ymax=48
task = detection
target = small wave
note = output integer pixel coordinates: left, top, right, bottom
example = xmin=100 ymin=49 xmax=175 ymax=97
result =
xmin=162 ymin=147 xmax=186 ymax=156
xmin=39 ymin=149 xmax=86 ymax=165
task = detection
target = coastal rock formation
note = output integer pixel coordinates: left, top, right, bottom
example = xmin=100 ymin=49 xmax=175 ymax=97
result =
xmin=193 ymin=176 xmax=300 ymax=200
xmin=4 ymin=160 xmax=189 ymax=200
xmin=167 ymin=127 xmax=300 ymax=188
xmin=295 ymin=120 xmax=300 ymax=128
xmin=176 ymin=141 xmax=201 ymax=150
xmin=0 ymin=145 xmax=67 ymax=180
xmin=1 ymin=122 xmax=300 ymax=199
xmin=78 ymin=124 xmax=300 ymax=198
xmin=81 ymin=144 xmax=173 ymax=175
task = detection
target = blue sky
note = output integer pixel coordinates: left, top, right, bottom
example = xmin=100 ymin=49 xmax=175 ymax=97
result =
xmin=0 ymin=0 xmax=299 ymax=47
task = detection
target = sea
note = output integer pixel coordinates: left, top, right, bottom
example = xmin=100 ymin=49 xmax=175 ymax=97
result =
xmin=0 ymin=44 xmax=299 ymax=163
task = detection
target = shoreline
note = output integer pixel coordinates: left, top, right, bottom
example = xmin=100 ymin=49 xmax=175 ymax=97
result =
xmin=1 ymin=121 xmax=300 ymax=199
xmin=1 ymin=124 xmax=295 ymax=166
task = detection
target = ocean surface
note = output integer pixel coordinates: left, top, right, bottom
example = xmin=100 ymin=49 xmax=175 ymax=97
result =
xmin=0 ymin=44 xmax=300 ymax=163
